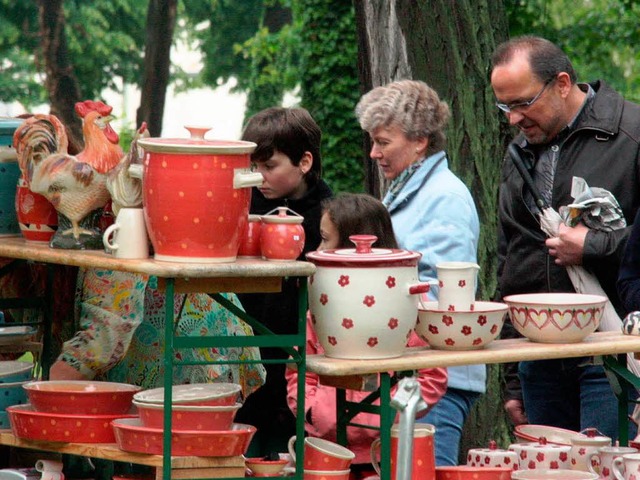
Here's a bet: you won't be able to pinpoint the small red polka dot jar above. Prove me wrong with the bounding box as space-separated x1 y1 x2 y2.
136 126 263 263
260 207 305 261
306 235 432 359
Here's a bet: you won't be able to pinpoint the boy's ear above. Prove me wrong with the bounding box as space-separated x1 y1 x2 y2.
299 151 313 174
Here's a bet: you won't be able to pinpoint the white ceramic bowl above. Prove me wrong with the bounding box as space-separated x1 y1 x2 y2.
503 293 607 343
133 383 241 406
416 301 508 350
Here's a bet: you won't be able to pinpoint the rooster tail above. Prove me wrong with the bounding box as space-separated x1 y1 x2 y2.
13 114 69 183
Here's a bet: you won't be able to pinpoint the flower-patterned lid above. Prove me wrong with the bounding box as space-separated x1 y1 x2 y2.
307 234 421 267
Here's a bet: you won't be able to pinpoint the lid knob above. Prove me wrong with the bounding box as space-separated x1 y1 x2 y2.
185 125 211 140
489 440 498 450
350 235 377 254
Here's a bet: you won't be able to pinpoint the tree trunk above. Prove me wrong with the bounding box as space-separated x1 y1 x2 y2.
355 0 513 460
37 0 82 149
136 0 177 136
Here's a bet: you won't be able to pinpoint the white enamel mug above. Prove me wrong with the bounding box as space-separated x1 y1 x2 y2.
102 208 149 259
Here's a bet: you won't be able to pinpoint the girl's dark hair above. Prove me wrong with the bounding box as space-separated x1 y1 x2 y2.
241 107 322 184
322 193 399 249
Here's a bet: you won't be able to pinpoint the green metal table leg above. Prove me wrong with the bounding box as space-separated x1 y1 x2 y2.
379 373 392 480
162 278 174 480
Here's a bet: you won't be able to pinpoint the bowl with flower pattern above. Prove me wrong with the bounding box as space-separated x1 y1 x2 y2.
503 293 607 343
417 301 508 350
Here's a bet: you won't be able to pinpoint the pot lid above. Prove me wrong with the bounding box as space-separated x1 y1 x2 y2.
570 428 611 446
261 206 304 225
306 234 421 267
138 125 256 154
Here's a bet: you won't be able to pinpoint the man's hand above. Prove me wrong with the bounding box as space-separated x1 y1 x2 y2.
545 222 589 266
504 398 528 426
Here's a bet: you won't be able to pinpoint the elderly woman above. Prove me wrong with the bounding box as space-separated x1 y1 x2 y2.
355 79 482 466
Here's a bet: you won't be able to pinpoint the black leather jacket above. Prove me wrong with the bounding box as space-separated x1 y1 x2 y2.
498 80 640 400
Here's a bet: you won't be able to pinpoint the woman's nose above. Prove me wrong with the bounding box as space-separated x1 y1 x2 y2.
370 144 382 159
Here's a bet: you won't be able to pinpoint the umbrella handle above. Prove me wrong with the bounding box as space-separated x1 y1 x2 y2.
508 143 549 210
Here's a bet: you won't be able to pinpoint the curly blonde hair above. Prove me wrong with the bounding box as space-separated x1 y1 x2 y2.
355 80 450 155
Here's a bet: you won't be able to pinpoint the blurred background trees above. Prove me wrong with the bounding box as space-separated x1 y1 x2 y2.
1 0 639 460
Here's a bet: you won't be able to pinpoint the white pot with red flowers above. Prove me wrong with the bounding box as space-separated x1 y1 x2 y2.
306 235 432 359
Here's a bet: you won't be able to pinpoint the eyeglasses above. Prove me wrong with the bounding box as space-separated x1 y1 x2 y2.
495 78 555 114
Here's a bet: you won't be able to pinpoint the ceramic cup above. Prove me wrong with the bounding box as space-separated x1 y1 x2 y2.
589 446 638 480
288 436 355 471
611 453 640 480
303 470 351 480
370 424 436 480
569 431 611 472
102 208 149 259
467 440 518 469
436 261 479 311
612 452 640 480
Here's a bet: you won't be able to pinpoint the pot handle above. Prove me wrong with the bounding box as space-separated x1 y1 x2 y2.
128 164 143 179
408 281 438 295
234 169 264 189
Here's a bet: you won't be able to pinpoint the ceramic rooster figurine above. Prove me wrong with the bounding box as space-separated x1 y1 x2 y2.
13 100 124 249
106 122 148 216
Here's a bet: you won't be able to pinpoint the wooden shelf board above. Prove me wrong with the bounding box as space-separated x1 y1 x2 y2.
306 331 640 376
0 237 315 280
0 431 244 469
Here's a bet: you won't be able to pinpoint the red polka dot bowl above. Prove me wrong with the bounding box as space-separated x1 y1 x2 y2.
133 400 240 431
112 418 256 456
22 380 141 415
6 404 136 443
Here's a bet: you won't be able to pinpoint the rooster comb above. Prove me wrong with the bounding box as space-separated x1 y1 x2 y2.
75 100 113 118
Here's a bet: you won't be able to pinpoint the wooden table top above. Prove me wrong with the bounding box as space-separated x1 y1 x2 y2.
0 236 315 279
305 331 640 376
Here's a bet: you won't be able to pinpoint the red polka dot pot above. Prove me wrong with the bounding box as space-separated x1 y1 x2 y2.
306 235 432 359
260 207 305 261
136 126 263 263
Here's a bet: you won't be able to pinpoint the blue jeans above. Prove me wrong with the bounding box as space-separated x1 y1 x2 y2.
519 358 634 441
416 387 481 466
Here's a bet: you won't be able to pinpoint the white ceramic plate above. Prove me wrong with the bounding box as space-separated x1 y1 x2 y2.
0 326 37 346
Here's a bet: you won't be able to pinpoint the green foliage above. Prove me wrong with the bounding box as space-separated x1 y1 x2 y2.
0 0 148 108
297 0 363 193
505 0 640 102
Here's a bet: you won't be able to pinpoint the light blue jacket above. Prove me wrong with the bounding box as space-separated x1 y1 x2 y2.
384 150 485 393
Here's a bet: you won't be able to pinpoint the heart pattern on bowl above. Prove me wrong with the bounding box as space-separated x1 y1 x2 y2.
510 307 600 332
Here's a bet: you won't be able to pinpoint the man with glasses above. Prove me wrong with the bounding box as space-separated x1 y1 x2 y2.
491 36 640 439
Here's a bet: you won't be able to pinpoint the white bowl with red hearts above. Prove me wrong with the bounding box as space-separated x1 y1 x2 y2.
503 293 607 343
417 301 508 350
